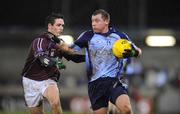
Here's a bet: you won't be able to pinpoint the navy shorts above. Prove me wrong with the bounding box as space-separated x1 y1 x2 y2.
88 77 128 110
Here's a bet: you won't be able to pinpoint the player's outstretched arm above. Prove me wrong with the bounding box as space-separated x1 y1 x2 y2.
57 43 85 63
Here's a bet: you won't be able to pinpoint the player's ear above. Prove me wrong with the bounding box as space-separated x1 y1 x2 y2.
48 23 53 29
105 19 110 25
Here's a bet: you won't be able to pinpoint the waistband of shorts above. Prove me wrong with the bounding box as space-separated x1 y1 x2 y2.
89 77 118 84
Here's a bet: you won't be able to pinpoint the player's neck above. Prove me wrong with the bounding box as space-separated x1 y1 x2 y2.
101 26 109 33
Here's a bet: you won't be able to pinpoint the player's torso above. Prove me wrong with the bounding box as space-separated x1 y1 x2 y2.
23 36 60 81
88 33 121 81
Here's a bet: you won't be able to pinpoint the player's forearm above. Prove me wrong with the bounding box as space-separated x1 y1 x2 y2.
135 47 142 57
62 52 85 63
69 54 85 63
57 43 85 63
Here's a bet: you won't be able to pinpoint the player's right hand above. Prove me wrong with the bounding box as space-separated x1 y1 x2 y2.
57 43 77 55
122 49 139 58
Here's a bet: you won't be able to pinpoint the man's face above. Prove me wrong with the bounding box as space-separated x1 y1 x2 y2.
48 18 64 37
91 14 109 33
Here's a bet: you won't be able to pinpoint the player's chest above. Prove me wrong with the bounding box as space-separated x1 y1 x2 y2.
89 35 117 51
44 43 59 57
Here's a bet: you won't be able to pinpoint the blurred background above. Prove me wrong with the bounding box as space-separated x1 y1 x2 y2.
0 0 180 114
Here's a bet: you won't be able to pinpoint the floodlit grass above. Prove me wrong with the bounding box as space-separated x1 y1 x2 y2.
0 112 78 114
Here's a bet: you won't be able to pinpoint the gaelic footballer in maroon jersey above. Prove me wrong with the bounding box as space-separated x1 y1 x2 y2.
21 13 85 114
22 32 85 81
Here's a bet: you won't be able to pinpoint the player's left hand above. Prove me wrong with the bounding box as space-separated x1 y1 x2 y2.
56 61 66 69
122 49 139 58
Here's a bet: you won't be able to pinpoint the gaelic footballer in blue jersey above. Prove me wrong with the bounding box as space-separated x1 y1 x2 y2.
71 9 141 114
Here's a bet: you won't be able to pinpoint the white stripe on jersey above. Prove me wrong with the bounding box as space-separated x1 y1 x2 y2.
37 38 43 51
39 38 43 51
37 38 40 51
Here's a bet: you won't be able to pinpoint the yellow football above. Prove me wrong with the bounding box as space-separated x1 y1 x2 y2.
112 39 132 58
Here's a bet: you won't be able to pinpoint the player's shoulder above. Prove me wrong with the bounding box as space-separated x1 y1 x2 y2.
79 30 94 38
110 26 126 35
32 32 50 45
110 26 130 40
76 30 94 42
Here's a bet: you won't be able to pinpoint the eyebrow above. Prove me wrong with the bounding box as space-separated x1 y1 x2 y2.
57 23 65 26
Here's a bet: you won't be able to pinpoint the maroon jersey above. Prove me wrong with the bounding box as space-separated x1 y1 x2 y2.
21 32 71 81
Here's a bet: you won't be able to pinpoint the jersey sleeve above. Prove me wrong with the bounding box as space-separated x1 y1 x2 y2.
32 38 60 67
71 30 94 51
118 32 137 49
32 38 50 57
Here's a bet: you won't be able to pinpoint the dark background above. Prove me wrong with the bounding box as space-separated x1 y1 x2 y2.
0 0 179 28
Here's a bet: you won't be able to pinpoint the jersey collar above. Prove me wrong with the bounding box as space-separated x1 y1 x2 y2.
94 27 116 37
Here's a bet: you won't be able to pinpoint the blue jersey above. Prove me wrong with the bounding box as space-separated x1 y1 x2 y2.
72 27 136 82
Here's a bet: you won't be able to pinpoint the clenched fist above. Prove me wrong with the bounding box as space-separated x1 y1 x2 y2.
57 43 74 54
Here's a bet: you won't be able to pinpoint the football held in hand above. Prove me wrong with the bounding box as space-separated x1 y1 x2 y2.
112 39 132 58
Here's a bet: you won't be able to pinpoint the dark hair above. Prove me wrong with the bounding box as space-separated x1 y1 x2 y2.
92 9 110 21
45 12 64 27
